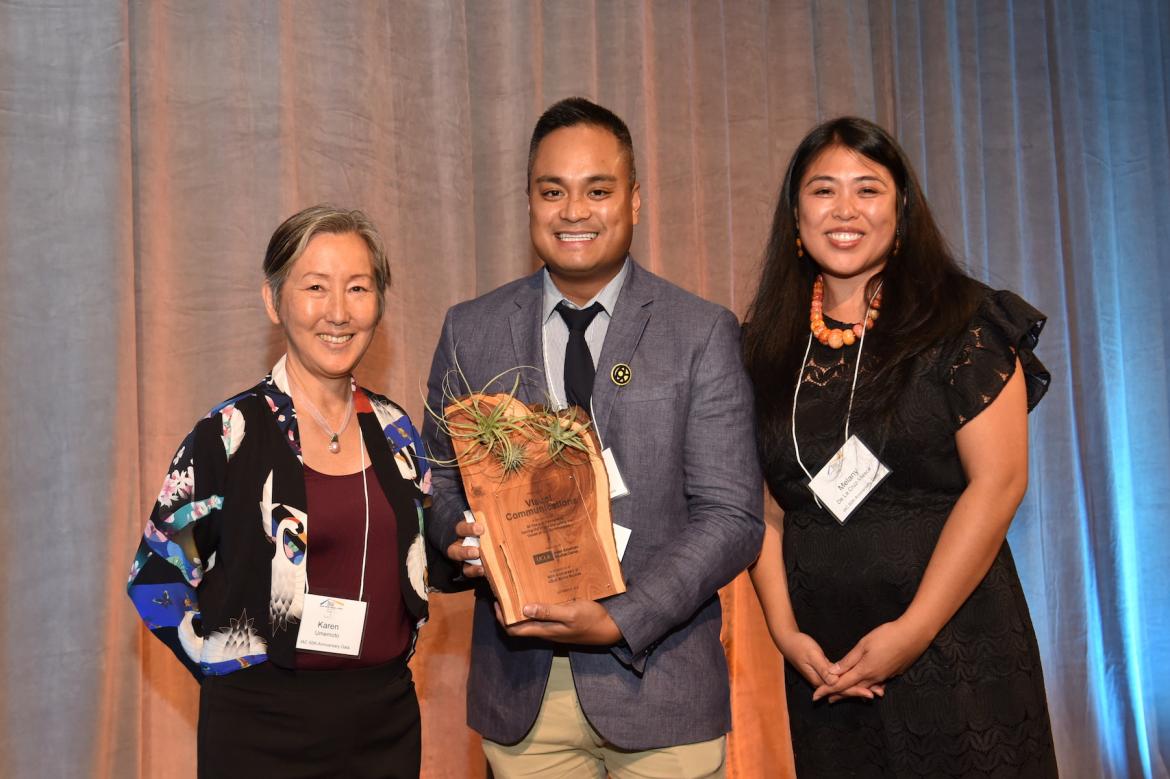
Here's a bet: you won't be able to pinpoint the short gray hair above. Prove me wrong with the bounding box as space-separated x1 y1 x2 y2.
263 205 391 319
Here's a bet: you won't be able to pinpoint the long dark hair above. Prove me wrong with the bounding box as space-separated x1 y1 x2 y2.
743 117 982 461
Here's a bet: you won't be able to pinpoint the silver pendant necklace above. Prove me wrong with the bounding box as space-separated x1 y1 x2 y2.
289 372 354 454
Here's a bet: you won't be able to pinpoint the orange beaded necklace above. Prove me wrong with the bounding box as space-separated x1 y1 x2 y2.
809 274 882 348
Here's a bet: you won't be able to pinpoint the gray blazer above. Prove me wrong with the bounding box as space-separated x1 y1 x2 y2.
423 260 764 751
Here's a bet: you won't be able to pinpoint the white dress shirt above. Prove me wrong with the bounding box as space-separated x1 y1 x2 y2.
540 257 631 410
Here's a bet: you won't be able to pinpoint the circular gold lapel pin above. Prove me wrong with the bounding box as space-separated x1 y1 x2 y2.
610 363 632 386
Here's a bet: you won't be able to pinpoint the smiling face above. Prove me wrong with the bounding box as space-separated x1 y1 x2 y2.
797 144 898 285
262 231 380 385
528 124 641 303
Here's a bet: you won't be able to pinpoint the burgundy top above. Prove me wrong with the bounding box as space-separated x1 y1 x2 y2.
297 463 412 669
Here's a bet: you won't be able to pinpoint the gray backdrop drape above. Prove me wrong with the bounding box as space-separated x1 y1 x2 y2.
1 1 1166 777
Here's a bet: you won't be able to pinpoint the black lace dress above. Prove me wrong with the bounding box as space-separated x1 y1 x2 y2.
767 289 1059 777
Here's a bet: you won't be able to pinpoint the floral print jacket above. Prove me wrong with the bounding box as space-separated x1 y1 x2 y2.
127 357 435 678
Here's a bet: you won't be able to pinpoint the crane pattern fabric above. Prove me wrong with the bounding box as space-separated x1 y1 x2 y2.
128 356 432 678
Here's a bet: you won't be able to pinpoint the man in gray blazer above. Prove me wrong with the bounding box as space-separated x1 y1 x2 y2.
423 97 763 778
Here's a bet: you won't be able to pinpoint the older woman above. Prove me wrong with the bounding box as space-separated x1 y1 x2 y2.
743 119 1059 776
128 205 437 778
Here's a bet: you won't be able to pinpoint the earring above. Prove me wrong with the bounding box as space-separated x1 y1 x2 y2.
892 226 901 256
795 234 804 258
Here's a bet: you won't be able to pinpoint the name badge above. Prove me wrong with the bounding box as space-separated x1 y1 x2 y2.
602 447 630 499
612 522 632 562
807 435 890 524
296 594 368 657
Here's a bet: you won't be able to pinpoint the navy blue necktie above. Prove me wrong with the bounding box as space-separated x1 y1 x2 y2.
555 301 604 410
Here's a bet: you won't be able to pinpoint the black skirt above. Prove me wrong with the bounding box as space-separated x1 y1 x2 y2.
198 656 420 779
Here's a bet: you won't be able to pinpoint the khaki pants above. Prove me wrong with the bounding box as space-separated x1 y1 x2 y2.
483 656 726 779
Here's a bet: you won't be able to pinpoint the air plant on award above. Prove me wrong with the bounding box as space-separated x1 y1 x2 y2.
426 362 625 624
427 366 595 477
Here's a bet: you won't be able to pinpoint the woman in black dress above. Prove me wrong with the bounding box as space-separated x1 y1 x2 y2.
744 118 1058 777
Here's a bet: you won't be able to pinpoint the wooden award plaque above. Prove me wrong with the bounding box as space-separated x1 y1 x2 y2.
444 393 626 625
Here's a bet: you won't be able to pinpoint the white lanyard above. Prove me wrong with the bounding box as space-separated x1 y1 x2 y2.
791 282 882 488
540 322 564 410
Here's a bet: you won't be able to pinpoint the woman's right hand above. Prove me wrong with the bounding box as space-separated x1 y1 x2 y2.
776 630 839 689
749 517 882 702
777 631 883 702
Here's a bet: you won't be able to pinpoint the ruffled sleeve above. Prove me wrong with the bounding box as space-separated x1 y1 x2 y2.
945 289 1051 429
